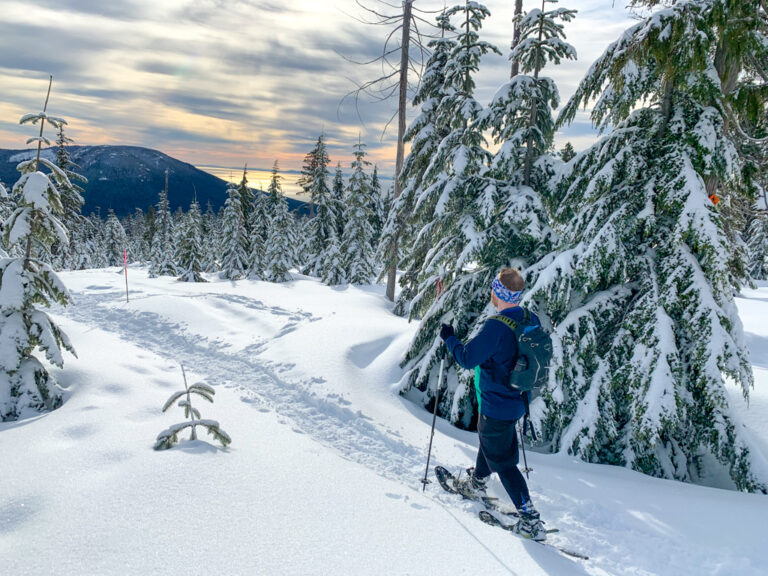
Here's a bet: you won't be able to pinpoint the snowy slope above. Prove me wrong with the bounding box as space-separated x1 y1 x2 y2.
1 269 767 576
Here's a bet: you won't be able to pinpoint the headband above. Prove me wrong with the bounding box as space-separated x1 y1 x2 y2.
492 277 523 304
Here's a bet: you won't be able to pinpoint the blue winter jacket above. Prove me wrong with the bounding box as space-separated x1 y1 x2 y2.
445 306 536 421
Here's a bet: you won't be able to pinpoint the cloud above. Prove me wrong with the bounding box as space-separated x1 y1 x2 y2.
0 0 640 177
0 23 109 79
21 0 145 20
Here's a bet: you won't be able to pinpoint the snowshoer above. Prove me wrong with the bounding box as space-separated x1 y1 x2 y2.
439 268 546 541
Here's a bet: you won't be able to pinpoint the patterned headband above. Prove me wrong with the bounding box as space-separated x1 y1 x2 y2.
492 277 523 304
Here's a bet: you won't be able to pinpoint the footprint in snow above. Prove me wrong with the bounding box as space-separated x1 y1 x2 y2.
124 363 151 375
60 423 98 439
0 497 39 534
102 383 128 395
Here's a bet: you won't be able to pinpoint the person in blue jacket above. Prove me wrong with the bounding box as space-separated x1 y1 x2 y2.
439 267 546 541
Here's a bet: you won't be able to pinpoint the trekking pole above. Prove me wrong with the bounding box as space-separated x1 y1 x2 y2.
519 420 532 480
421 278 446 491
421 343 446 491
519 393 534 478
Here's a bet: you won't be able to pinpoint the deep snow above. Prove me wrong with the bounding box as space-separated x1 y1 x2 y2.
1 269 767 576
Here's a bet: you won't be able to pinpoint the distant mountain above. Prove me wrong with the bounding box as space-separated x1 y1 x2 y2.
0 145 308 218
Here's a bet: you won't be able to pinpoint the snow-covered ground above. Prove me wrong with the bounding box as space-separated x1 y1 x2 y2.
2 269 768 576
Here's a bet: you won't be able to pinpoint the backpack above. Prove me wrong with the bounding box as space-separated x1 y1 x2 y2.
490 309 552 395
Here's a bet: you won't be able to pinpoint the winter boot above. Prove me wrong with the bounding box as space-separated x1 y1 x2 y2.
453 467 488 500
512 508 546 542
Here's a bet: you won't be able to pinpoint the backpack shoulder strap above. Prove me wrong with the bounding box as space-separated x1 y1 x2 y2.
489 314 518 333
489 310 535 335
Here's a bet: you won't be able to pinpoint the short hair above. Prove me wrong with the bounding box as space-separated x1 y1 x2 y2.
498 268 525 292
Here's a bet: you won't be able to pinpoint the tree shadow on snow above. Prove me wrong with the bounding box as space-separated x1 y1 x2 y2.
745 333 768 369
171 439 230 454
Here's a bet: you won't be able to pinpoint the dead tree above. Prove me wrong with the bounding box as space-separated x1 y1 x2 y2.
342 0 436 301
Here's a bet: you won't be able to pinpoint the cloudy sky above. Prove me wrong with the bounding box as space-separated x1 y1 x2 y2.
0 1 636 193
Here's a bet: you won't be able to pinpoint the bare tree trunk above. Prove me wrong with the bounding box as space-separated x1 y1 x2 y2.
510 0 524 78
707 34 742 196
25 75 53 271
463 0 471 97
523 1 545 187
163 169 169 246
386 0 414 302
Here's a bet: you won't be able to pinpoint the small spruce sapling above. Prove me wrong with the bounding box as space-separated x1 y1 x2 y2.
154 365 231 450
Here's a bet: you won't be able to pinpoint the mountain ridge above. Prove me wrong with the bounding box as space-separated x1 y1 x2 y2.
0 145 308 218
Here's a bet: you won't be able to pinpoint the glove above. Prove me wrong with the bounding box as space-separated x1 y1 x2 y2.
440 323 455 341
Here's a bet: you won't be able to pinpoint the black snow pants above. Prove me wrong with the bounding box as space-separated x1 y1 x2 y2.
474 413 531 510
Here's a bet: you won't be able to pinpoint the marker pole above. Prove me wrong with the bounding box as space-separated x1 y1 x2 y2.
124 249 129 303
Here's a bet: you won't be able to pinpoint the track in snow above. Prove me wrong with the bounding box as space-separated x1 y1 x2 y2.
58 289 429 485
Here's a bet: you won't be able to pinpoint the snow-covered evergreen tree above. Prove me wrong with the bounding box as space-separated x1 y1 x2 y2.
53 123 86 270
0 181 11 257
321 237 346 286
738 71 768 281
237 165 254 242
528 0 767 490
374 184 394 272
291 215 310 272
341 141 375 284
175 200 206 282
0 182 9 258
1 102 76 421
304 135 336 277
298 140 319 218
478 3 575 181
68 213 98 270
142 206 157 266
262 185 294 283
396 1 502 426
246 188 268 280
369 165 385 249
149 187 176 277
200 201 220 273
332 162 346 240
126 208 148 264
172 206 185 244
219 182 248 280
85 212 108 269
103 209 127 267
746 210 768 280
266 160 283 216
559 141 576 162
399 0 573 425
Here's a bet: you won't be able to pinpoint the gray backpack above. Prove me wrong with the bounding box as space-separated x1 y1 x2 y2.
491 309 552 394
491 309 552 440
